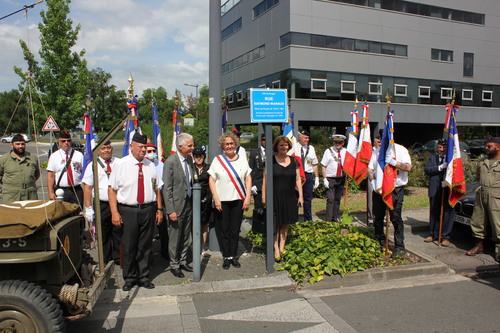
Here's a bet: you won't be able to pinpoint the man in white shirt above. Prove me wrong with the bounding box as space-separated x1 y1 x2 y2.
368 142 412 257
321 134 347 222
108 133 164 291
294 130 319 221
47 130 84 208
82 140 121 264
367 136 381 227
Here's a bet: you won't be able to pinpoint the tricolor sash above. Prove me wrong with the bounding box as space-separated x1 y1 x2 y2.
216 154 246 201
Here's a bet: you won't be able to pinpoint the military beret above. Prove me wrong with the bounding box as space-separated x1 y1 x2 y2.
299 129 310 137
59 130 71 139
11 134 25 143
437 138 447 146
486 137 500 144
132 133 147 144
193 147 206 156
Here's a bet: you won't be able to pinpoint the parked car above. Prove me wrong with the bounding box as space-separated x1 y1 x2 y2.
240 132 255 140
47 140 85 157
464 139 486 158
411 139 470 161
453 182 479 226
1 134 32 143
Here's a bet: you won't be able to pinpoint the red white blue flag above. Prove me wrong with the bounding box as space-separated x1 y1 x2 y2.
82 110 95 180
282 110 305 183
151 102 164 162
343 109 359 180
354 103 372 184
444 105 466 207
375 109 396 210
170 109 183 155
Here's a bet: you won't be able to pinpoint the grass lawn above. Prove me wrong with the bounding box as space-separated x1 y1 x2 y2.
244 186 429 219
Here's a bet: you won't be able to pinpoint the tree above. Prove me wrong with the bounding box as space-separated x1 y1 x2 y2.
0 90 29 135
14 0 88 131
87 68 126 132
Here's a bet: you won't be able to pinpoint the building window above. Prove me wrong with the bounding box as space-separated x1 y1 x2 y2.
482 90 493 102
432 49 453 62
418 86 431 98
237 90 243 102
369 82 383 95
221 17 242 40
253 0 279 19
228 93 234 104
464 53 474 77
441 87 453 99
462 89 473 101
311 79 327 92
271 80 280 89
341 80 356 93
258 83 266 88
222 45 265 74
394 84 408 97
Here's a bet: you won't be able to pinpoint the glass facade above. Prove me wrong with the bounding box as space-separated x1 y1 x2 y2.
323 0 485 25
253 0 279 19
221 17 242 40
280 32 407 57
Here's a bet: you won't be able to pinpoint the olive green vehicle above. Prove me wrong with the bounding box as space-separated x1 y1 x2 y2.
0 200 114 332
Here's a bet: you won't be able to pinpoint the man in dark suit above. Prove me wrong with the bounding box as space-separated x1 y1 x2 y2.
162 133 195 278
424 138 455 246
249 134 266 209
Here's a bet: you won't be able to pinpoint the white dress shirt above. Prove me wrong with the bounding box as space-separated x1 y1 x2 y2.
82 156 120 201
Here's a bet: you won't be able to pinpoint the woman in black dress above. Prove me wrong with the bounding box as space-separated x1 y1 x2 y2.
193 147 212 256
262 135 303 258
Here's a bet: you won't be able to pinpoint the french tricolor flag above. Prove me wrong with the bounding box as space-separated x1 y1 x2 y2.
343 109 359 180
375 110 396 210
353 103 372 184
444 105 466 207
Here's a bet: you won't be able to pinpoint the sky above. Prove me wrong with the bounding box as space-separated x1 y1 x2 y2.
0 0 209 98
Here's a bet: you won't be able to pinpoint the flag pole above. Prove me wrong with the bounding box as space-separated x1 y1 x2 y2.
384 90 392 256
438 89 456 246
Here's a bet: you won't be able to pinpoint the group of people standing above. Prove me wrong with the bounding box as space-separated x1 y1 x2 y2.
1 128 499 290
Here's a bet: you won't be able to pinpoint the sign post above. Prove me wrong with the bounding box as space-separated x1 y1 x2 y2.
42 115 60 155
250 89 288 274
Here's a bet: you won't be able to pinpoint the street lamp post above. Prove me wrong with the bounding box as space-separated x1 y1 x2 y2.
184 83 199 118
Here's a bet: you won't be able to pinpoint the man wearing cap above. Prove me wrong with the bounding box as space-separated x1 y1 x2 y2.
321 134 347 222
0 134 40 203
162 132 195 278
145 142 169 261
108 133 164 291
249 134 266 209
424 138 454 246
294 129 319 221
47 130 84 207
466 137 500 262
82 140 121 264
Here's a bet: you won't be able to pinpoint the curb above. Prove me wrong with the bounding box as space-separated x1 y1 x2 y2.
99 272 295 302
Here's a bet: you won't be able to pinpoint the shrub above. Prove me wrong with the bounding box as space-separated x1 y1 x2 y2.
278 212 383 284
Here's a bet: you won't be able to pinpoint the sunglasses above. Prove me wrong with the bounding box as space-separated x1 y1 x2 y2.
147 149 156 153
60 139 72 143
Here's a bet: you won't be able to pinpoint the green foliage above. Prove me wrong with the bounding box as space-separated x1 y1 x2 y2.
0 90 29 135
14 0 89 131
280 215 383 284
40 161 48 169
245 230 266 249
407 152 429 187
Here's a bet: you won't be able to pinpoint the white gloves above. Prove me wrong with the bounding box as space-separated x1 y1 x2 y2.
313 177 319 190
323 178 329 189
386 155 397 167
441 181 447 188
251 185 258 195
438 162 448 171
85 206 94 222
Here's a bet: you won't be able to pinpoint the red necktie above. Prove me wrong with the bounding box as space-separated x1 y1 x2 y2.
336 150 342 177
105 160 112 173
137 162 144 204
66 151 74 186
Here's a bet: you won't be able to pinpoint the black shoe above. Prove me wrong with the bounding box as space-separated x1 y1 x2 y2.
122 282 135 291
222 259 230 270
139 281 155 289
392 248 406 258
171 268 185 278
230 258 241 268
180 264 193 272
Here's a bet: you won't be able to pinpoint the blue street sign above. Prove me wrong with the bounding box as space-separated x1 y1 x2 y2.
250 89 288 123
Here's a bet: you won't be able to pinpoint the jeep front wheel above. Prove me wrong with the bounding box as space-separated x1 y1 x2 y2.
0 280 66 333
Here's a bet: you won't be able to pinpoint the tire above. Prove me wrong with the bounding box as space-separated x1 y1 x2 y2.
1 139 6 143
0 280 66 333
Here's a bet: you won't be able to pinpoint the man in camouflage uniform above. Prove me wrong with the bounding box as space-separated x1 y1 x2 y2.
466 137 500 262
0 134 40 203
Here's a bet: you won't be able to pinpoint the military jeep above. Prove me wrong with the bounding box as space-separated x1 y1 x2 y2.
0 200 113 333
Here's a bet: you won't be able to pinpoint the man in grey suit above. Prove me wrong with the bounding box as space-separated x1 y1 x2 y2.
162 133 195 278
